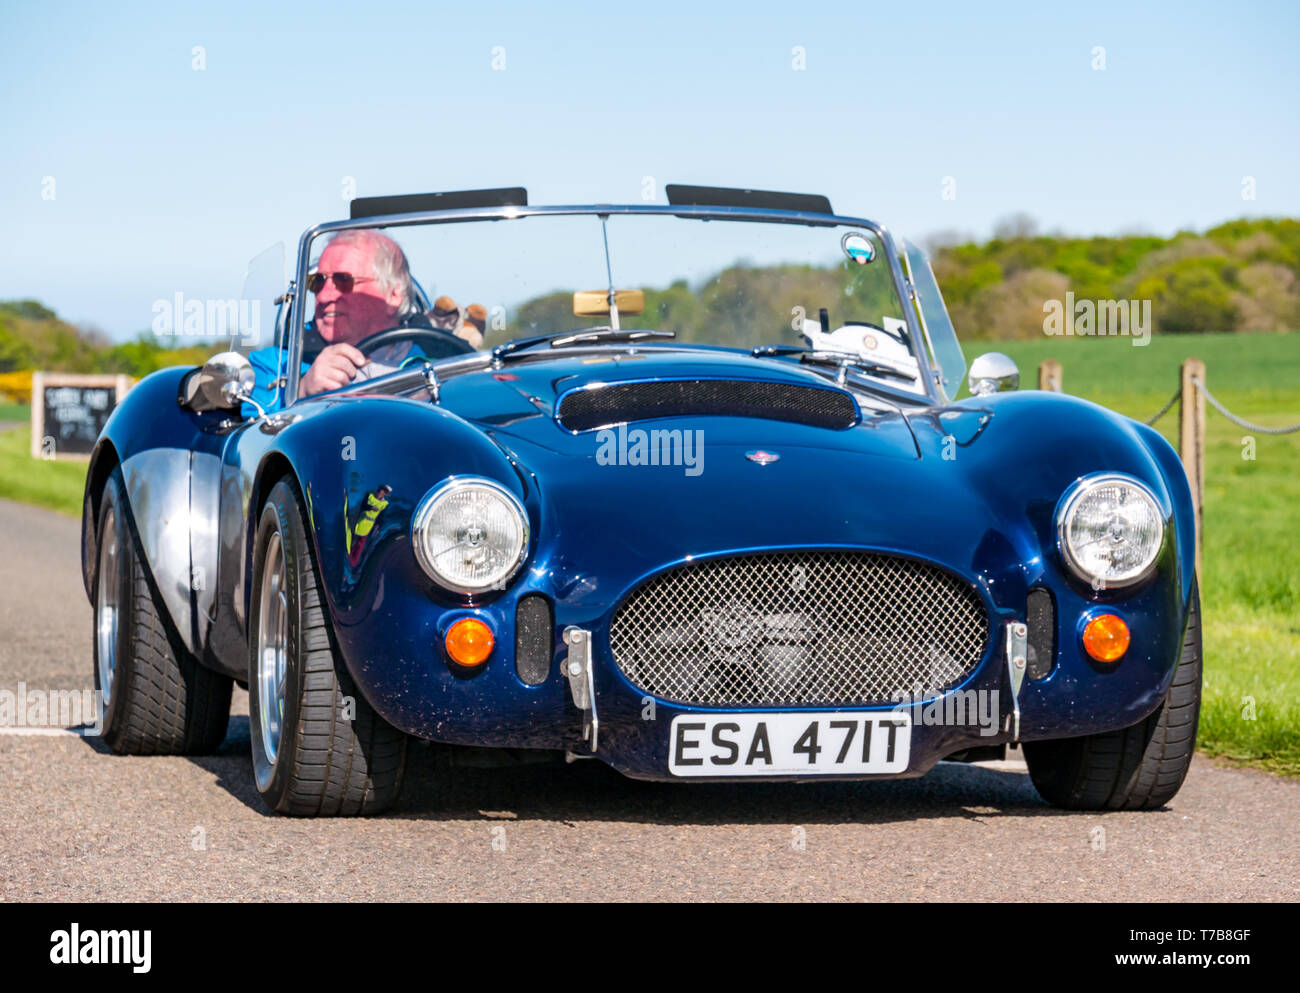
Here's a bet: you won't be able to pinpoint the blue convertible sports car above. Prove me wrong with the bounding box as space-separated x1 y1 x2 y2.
82 186 1201 815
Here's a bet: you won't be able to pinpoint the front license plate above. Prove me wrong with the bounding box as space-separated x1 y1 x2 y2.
668 712 912 777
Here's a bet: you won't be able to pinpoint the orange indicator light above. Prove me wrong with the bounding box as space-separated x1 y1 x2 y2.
1083 614 1130 663
445 617 494 667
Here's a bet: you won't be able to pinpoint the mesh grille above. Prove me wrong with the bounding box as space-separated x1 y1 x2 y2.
609 551 988 707
557 379 857 432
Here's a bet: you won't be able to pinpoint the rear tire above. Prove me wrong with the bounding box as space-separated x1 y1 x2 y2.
92 468 233 754
248 477 407 816
1024 583 1202 810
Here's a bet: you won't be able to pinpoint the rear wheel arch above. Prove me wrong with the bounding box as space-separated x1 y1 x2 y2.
93 465 233 754
82 440 121 600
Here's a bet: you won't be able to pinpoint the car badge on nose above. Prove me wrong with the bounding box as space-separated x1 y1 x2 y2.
745 449 780 465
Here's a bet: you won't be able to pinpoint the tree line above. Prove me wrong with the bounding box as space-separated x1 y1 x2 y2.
2 216 1295 385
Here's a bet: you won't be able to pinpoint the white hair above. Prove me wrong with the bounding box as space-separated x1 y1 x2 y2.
321 228 419 318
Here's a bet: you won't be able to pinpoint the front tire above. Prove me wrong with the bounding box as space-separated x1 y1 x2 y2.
248 477 407 816
92 468 232 754
1024 583 1202 810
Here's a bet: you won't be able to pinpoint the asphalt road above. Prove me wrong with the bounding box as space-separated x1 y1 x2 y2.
1 496 1295 902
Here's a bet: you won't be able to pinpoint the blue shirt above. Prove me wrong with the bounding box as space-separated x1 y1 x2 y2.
243 340 430 415
244 346 304 416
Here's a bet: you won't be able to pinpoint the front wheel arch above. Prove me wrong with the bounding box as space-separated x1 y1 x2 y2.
245 452 301 609
247 475 407 815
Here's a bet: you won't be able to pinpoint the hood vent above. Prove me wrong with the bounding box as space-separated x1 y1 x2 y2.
556 379 859 432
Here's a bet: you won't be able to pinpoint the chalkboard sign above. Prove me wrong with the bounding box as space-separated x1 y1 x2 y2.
31 373 133 459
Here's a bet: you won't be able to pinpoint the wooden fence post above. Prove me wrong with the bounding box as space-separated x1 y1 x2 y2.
1179 358 1205 580
1038 360 1062 392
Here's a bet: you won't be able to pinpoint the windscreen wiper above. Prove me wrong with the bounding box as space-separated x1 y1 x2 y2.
750 344 916 384
492 327 675 362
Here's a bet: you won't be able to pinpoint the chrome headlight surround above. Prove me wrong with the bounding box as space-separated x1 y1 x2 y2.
1056 472 1166 590
412 477 529 595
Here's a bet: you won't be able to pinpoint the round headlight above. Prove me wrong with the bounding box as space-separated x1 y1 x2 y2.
412 478 529 594
1057 474 1164 588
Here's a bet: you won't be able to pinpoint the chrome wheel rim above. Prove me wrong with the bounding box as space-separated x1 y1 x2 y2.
95 505 119 722
256 529 288 777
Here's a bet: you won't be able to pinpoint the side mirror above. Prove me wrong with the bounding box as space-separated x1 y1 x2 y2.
968 352 1019 396
182 351 262 414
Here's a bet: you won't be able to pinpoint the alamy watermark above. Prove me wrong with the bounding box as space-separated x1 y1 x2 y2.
151 293 263 345
595 425 704 476
890 687 1000 737
1043 292 1151 346
0 683 102 735
50 924 150 973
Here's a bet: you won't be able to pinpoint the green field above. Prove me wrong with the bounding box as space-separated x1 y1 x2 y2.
2 332 1297 774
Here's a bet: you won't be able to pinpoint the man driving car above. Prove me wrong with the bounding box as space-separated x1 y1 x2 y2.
299 228 425 394
245 228 435 411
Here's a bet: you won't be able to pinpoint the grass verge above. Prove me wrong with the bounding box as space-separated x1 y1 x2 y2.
0 419 87 517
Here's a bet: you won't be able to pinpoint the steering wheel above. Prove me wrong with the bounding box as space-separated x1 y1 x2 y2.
356 326 477 361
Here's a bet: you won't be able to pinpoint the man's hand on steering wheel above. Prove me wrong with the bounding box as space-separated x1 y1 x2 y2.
353 326 476 359
300 327 477 397
301 342 366 396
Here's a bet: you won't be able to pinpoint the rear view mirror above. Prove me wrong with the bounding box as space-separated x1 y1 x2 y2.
573 289 645 317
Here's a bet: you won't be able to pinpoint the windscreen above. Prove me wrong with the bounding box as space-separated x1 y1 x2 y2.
236 241 284 355
293 212 927 395
904 239 966 400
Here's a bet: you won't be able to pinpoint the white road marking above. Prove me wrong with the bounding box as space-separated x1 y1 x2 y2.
0 725 98 737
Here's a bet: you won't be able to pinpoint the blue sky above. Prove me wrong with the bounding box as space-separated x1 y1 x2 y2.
2 0 1298 338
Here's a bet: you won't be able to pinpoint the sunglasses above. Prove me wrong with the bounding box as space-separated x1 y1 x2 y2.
307 271 377 294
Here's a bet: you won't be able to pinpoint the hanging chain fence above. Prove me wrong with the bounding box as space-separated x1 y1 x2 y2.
1144 389 1181 426
1190 377 1300 435
1143 378 1300 434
